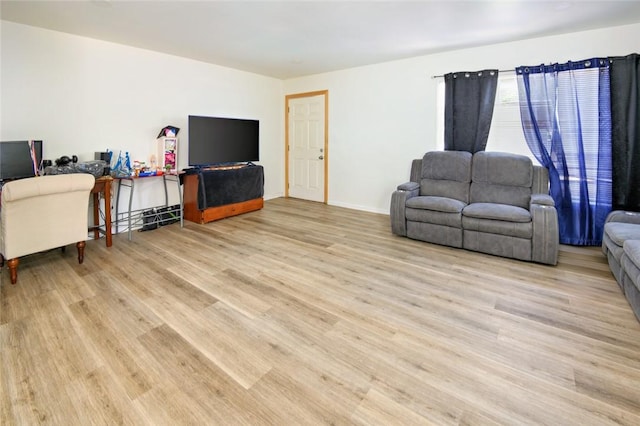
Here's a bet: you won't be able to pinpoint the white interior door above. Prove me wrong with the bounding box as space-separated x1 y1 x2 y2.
287 94 326 202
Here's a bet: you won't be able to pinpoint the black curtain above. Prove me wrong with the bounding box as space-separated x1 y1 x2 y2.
444 69 499 153
609 53 640 211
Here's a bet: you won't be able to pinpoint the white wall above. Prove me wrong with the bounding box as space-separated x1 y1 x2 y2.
3 20 639 217
0 21 284 212
284 22 640 214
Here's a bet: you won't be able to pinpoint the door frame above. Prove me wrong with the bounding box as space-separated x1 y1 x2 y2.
284 90 329 203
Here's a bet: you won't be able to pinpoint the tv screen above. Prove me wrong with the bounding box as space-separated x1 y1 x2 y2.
188 115 259 166
0 140 43 181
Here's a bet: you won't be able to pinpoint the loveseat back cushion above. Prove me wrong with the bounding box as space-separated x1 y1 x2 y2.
420 151 472 204
470 151 533 209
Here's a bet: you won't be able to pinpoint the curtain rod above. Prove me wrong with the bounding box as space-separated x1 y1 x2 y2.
431 68 516 79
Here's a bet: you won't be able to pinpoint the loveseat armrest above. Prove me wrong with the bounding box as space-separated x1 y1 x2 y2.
530 193 554 207
605 210 640 225
390 185 419 236
397 181 420 192
531 203 559 265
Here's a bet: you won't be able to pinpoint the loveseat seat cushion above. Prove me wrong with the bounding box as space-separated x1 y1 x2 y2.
462 202 531 223
406 196 466 213
406 195 466 228
407 211 462 229
463 202 532 239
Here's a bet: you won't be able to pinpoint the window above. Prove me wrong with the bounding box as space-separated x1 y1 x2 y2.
436 74 539 165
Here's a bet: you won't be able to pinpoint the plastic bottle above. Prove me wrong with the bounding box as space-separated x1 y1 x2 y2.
125 152 132 176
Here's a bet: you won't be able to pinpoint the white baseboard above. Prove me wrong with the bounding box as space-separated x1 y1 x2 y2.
263 195 389 216
328 200 388 215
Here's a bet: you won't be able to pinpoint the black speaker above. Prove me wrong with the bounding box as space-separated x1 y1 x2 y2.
95 152 111 162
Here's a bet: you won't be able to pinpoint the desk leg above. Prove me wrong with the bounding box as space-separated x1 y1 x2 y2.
164 173 184 228
115 180 121 235
176 175 184 228
93 192 100 240
104 178 113 247
127 179 134 241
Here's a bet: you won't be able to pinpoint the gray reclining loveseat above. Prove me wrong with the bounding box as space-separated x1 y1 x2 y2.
390 151 559 265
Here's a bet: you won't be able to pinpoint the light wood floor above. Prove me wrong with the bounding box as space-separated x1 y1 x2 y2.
2 197 640 425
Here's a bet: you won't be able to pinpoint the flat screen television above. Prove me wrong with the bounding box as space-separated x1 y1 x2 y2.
188 115 259 167
0 140 43 181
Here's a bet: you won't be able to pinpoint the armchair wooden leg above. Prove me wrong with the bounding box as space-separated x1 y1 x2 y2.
76 241 86 264
0 254 4 267
7 258 18 284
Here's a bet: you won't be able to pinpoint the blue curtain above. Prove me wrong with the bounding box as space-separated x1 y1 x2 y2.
516 59 612 245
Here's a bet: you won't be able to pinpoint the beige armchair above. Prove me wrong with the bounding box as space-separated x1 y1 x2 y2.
0 174 95 284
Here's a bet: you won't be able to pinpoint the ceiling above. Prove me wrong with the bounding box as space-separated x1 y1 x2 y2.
2 1 640 79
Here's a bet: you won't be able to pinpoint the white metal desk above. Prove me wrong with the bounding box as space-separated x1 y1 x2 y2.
114 173 183 240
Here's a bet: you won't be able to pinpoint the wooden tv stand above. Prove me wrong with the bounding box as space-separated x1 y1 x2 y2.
183 165 264 224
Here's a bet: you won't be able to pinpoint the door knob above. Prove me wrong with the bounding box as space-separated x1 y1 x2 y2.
318 155 324 160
